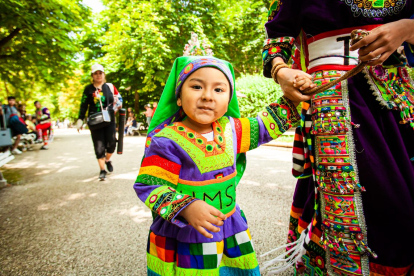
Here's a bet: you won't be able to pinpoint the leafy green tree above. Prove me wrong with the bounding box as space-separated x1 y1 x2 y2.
0 0 90 92
236 74 283 118
82 0 269 115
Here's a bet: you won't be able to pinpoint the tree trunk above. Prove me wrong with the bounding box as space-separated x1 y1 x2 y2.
134 90 139 115
0 28 21 51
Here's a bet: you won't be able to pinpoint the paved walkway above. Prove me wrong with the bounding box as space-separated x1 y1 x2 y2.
0 129 296 275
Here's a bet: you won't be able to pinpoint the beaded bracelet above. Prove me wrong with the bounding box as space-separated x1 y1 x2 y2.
271 62 289 84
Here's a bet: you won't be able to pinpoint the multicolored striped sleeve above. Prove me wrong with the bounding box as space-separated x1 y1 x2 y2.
234 96 300 153
292 101 313 179
133 138 197 228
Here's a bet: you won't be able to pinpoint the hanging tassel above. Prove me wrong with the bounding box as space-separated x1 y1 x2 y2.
260 224 311 275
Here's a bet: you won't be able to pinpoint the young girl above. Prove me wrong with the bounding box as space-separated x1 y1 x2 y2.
133 56 311 275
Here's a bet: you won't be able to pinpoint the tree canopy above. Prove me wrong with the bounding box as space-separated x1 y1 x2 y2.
84 0 269 116
0 0 90 86
0 0 90 115
0 0 272 118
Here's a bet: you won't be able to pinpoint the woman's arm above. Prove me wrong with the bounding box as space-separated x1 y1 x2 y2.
78 86 90 121
234 96 301 154
350 18 414 66
262 1 312 105
262 0 303 77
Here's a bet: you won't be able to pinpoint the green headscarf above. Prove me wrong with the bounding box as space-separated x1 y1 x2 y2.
145 56 246 184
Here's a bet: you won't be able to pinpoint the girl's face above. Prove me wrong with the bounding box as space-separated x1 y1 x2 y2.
92 71 104 83
177 67 230 126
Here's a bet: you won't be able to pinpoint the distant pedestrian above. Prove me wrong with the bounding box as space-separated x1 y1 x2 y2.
151 101 157 118
143 104 152 127
76 64 123 181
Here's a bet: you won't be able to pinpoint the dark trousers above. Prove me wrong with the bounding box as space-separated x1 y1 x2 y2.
90 122 116 159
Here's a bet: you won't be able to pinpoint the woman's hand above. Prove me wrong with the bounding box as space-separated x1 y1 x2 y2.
350 19 414 66
179 200 227 239
76 119 83 133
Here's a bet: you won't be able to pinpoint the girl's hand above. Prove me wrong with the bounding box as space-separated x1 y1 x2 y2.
272 57 314 106
179 200 227 239
277 68 316 106
293 74 315 91
350 19 414 66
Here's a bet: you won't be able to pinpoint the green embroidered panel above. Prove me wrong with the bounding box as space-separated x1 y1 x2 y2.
177 177 236 214
155 117 234 174
136 174 177 188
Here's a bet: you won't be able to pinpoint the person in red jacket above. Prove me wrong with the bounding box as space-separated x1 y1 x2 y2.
34 101 51 150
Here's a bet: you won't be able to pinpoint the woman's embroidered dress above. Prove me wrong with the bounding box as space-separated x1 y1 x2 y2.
262 1 414 275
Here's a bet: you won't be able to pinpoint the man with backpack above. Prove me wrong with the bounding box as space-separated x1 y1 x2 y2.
2 96 28 154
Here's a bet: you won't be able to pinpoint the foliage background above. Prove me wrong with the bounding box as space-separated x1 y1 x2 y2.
236 74 283 118
0 0 272 120
1 0 414 121
0 0 90 117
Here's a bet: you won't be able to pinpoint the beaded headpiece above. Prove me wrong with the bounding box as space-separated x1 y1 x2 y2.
183 32 213 57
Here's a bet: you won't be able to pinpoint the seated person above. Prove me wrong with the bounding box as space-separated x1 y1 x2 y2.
2 96 28 155
25 114 39 140
127 115 138 136
124 116 132 135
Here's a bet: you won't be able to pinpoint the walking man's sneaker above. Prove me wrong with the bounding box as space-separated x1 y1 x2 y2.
106 161 113 173
99 170 107 181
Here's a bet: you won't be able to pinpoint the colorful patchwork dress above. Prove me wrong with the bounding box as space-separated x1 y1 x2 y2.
133 56 300 275
262 1 414 275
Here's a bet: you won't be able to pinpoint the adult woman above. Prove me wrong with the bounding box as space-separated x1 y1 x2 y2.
77 64 123 180
262 2 414 275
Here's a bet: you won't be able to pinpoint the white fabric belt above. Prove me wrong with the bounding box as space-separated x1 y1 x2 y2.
307 34 359 70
